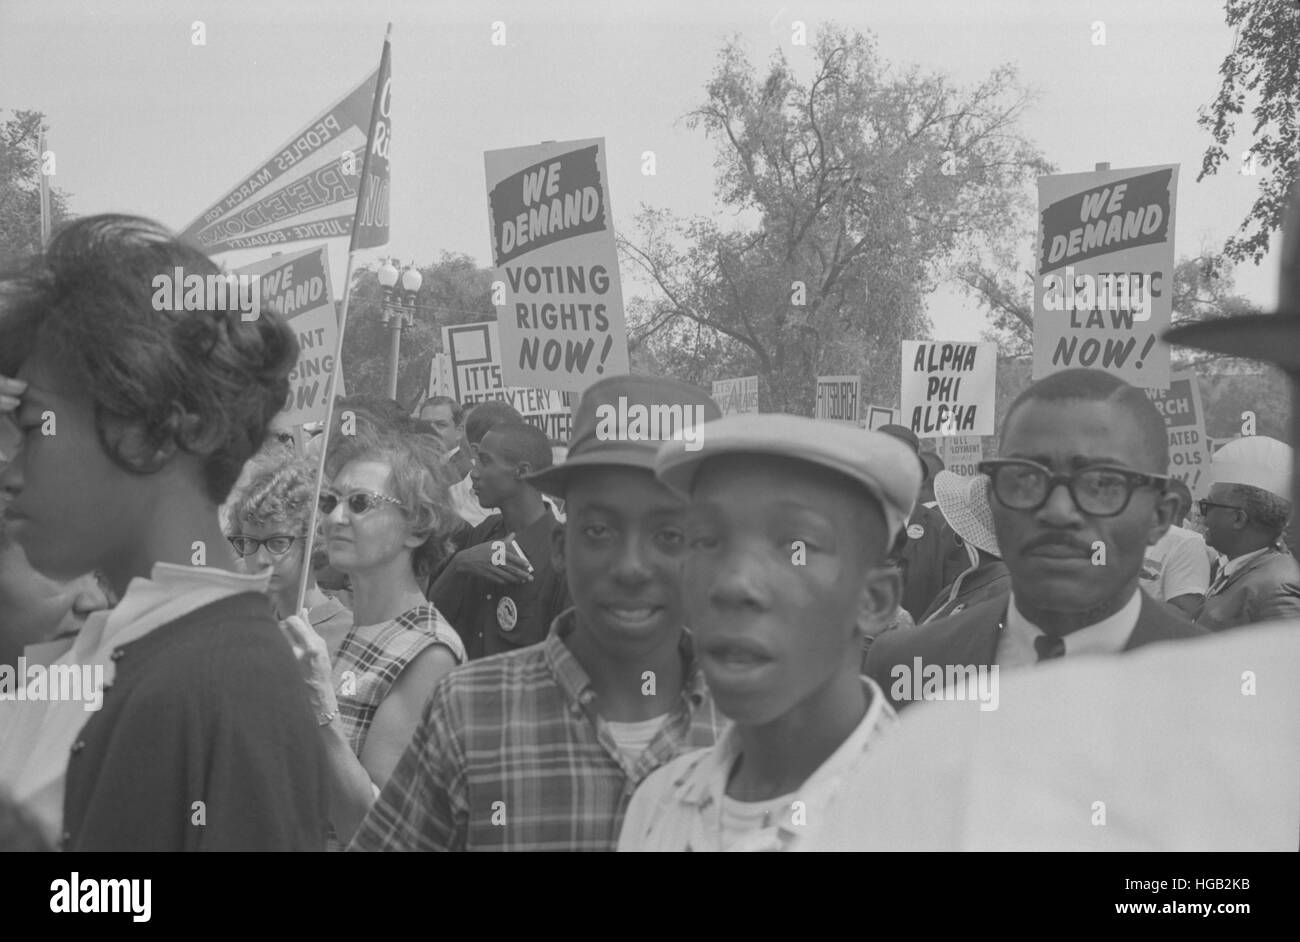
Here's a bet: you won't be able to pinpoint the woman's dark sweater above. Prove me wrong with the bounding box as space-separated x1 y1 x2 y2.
61 593 328 851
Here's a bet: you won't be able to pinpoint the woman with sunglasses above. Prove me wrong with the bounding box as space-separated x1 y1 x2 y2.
281 420 466 848
224 451 354 659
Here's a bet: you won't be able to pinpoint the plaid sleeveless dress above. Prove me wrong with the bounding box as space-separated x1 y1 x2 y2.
332 603 466 757
326 604 465 851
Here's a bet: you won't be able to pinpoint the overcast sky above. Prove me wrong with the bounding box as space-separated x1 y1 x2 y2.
0 0 1280 342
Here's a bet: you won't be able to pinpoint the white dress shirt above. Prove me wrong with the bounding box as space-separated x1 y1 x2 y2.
0 563 269 842
995 589 1143 668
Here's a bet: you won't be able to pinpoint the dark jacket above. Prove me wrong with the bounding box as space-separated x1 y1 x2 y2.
919 559 1012 624
865 592 1207 710
430 509 569 660
896 504 969 621
1196 546 1300 632
62 593 328 851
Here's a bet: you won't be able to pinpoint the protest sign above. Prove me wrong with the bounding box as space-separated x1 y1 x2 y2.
865 405 897 431
937 435 985 477
442 321 571 441
234 245 338 425
427 352 453 399
815 375 860 424
711 376 759 416
901 341 996 438
1033 164 1178 389
1143 369 1212 500
484 138 629 392
181 69 380 254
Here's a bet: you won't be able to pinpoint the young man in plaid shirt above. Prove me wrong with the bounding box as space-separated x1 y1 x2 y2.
349 375 724 851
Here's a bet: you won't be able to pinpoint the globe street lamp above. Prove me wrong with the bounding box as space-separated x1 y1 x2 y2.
377 260 422 401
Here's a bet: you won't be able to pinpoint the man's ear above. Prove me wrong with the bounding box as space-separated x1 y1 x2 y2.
1147 489 1179 546
515 461 532 481
550 520 566 575
856 565 901 636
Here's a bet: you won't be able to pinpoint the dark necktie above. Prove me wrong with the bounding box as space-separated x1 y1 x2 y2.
1034 633 1066 661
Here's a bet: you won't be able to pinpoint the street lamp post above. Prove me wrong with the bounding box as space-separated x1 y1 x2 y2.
377 259 423 402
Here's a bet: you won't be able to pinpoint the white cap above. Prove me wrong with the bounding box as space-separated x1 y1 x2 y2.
1211 436 1293 502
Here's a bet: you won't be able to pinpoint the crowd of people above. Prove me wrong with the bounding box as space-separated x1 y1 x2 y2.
0 212 1297 852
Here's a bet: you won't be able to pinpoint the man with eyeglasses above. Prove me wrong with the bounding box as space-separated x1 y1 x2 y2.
1194 435 1300 631
866 367 1206 709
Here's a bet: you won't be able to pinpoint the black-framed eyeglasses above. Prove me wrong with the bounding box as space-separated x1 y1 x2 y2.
978 459 1168 518
318 490 404 516
1198 499 1244 518
228 535 298 558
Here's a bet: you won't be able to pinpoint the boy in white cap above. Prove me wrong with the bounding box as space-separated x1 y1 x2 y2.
1195 435 1300 630
617 416 920 851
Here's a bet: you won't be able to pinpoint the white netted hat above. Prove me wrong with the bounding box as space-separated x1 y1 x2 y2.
933 470 1001 558
1211 436 1292 502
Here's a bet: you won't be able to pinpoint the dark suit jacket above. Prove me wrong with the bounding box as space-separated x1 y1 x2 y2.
865 591 1208 710
1196 546 1300 632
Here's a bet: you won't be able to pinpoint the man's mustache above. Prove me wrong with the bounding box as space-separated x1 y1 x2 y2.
1019 532 1094 555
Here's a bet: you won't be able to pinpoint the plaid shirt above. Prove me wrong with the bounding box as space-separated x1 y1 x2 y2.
333 604 466 756
348 609 721 851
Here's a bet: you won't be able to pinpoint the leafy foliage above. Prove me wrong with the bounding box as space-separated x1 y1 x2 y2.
1197 0 1300 263
340 252 495 410
0 109 74 265
621 25 1051 413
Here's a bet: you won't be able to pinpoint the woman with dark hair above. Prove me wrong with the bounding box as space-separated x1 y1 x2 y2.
224 450 354 659
0 214 326 851
281 420 466 847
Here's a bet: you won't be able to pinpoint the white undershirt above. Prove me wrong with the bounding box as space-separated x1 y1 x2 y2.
605 714 669 768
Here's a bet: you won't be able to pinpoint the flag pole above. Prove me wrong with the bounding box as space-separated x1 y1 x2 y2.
294 251 357 614
38 131 52 247
294 22 393 615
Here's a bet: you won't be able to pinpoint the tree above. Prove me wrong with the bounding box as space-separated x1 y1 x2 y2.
0 109 74 264
340 252 494 410
621 26 1051 413
1197 0 1300 264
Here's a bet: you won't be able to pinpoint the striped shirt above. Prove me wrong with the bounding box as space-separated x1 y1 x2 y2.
348 609 721 851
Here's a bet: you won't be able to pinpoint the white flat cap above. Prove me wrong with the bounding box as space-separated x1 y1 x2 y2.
1211 436 1293 502
654 413 922 543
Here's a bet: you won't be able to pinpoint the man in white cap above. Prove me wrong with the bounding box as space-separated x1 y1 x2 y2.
617 416 920 851
1195 435 1300 631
